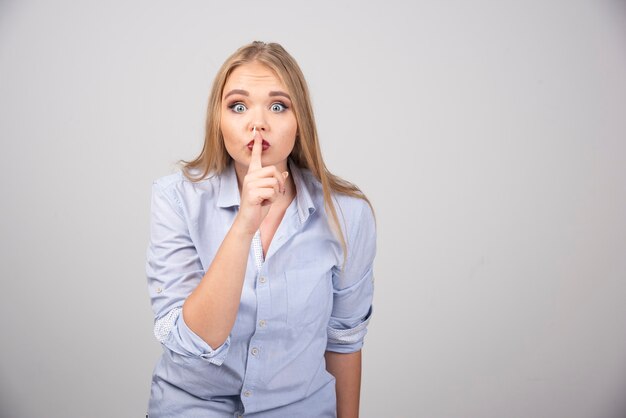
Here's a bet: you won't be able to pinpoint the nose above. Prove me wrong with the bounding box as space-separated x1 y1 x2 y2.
250 122 267 134
249 109 268 134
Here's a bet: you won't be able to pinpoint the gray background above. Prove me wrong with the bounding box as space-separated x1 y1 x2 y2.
1 1 625 417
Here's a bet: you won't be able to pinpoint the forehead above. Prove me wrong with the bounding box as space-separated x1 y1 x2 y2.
223 62 287 93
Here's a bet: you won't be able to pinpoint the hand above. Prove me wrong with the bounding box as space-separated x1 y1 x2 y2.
234 131 288 235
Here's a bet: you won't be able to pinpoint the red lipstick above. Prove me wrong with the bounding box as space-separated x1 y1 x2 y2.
247 140 270 151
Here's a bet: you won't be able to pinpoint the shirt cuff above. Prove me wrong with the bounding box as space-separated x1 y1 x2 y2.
156 307 230 366
326 306 373 353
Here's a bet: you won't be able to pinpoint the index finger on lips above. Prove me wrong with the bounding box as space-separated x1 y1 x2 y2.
248 128 263 173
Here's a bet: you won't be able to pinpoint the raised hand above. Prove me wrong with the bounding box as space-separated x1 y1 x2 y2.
235 127 288 235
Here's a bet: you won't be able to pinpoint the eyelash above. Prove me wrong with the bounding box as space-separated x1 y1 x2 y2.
228 102 246 113
227 101 289 113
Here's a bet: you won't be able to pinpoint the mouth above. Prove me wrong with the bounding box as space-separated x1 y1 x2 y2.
247 139 270 151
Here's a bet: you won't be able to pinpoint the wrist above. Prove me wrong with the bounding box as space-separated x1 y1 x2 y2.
230 215 257 239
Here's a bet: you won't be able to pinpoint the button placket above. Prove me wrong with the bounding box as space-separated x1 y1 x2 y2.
241 260 268 408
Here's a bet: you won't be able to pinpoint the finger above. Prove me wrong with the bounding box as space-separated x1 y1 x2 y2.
282 171 289 193
249 177 280 194
248 129 263 173
267 166 287 194
245 166 287 194
260 190 279 206
260 196 277 207
250 188 278 205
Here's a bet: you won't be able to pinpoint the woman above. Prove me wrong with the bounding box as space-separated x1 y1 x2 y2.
146 41 376 418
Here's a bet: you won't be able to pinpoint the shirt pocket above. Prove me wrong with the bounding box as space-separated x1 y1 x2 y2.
284 267 333 328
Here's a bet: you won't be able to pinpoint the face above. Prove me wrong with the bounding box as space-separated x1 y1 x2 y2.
220 61 297 175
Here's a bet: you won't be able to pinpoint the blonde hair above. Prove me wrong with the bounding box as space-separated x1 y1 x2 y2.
180 41 372 261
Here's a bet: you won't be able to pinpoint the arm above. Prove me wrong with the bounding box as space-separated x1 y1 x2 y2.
324 199 376 415
182 219 254 348
182 132 286 349
325 350 362 418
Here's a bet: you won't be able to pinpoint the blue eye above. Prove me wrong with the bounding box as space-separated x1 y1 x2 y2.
271 102 288 112
229 103 247 113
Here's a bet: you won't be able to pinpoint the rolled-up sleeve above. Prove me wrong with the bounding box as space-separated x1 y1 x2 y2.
326 200 376 353
146 180 230 365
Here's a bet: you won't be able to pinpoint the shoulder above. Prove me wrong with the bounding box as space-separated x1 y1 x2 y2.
153 170 184 191
301 169 376 235
299 166 368 205
334 192 372 219
333 192 376 271
152 168 220 215
334 194 375 240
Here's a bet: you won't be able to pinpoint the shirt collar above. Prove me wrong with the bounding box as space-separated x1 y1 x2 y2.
217 162 240 208
217 159 317 224
289 158 316 224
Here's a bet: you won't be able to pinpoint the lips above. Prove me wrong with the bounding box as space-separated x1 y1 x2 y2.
247 139 270 151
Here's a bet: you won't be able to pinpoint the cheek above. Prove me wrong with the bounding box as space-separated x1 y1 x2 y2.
277 120 297 149
282 115 298 138
220 115 238 143
282 132 297 156
219 118 238 157
219 114 231 137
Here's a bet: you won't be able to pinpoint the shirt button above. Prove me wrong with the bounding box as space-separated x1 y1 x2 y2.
155 287 163 294
251 347 259 356
243 390 252 397
259 276 267 283
258 319 266 328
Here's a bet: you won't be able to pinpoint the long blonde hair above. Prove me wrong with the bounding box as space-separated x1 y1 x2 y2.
180 41 371 260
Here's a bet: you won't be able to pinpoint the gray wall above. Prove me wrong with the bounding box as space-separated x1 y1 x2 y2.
1 1 625 417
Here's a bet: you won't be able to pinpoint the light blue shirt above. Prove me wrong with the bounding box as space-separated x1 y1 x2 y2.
145 159 376 417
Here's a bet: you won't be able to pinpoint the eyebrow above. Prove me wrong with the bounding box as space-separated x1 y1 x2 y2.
223 89 292 101
269 91 291 100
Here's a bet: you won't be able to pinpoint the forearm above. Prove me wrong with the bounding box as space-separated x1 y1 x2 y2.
182 218 254 348
325 350 362 418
